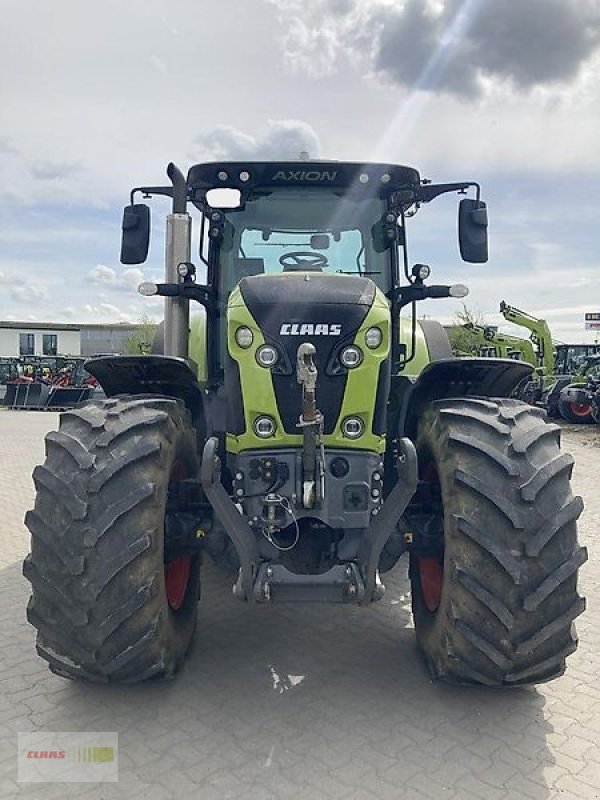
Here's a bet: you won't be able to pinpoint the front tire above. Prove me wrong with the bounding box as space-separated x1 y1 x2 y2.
410 398 586 686
24 396 200 683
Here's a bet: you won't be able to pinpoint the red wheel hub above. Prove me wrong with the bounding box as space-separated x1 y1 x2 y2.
165 556 192 611
570 401 592 419
418 557 444 612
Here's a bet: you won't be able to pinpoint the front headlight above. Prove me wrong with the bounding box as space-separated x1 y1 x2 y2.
342 416 364 439
235 326 253 349
256 344 279 368
365 327 383 349
254 416 276 438
340 345 363 368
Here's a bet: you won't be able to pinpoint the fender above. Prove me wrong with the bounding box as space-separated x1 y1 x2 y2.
84 355 205 413
400 357 533 438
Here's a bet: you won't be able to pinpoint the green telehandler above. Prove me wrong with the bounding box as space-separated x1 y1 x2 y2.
451 321 537 366
24 159 586 686
500 302 600 421
499 302 554 376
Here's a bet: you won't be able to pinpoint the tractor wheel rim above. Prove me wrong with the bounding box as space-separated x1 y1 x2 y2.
164 459 192 612
570 402 592 418
165 556 192 611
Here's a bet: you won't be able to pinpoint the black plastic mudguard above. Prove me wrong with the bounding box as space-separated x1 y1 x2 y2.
84 355 205 412
400 357 533 438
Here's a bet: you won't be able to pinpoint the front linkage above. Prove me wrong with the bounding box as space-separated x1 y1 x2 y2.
200 433 417 604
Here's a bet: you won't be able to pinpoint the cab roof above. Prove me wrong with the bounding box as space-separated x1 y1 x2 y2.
186 160 421 198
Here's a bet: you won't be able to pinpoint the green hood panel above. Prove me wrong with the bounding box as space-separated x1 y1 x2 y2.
189 281 434 453
226 279 392 454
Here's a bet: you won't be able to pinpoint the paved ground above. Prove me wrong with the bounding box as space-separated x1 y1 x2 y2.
0 409 599 800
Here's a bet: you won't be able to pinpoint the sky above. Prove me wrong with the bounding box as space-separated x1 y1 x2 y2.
1 0 599 341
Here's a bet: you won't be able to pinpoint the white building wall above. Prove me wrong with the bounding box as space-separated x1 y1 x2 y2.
0 328 81 357
0 329 16 356
51 330 80 356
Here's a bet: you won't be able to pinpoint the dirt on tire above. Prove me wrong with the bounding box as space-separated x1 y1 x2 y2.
410 397 587 686
23 395 200 683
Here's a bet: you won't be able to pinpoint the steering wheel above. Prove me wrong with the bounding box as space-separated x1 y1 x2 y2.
279 251 328 271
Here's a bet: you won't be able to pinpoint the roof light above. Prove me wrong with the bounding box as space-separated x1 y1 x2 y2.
239 171 250 182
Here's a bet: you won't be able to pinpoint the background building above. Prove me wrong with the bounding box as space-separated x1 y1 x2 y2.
0 321 143 358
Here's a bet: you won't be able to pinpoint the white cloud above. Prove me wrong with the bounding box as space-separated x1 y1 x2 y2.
11 283 49 303
193 120 321 162
83 302 133 321
89 264 143 292
0 136 20 156
30 161 83 181
269 0 600 98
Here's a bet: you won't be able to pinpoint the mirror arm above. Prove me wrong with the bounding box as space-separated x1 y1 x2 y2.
130 163 190 212
153 282 214 309
417 181 481 204
130 185 174 205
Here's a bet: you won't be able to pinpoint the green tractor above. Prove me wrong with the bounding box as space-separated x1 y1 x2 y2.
450 321 537 366
24 160 586 686
499 302 600 422
555 353 600 424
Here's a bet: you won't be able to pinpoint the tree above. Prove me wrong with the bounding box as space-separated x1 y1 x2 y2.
447 304 488 356
124 315 158 355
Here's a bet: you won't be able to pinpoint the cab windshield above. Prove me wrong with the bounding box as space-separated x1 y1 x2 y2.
216 188 393 298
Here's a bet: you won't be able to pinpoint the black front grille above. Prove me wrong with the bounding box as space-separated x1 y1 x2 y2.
240 275 374 435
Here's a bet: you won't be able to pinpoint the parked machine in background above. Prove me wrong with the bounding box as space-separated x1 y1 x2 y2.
555 354 600 423
452 322 537 366
499 302 554 375
1 356 99 409
499 302 600 422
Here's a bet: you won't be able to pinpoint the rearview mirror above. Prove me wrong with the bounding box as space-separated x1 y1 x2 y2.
310 234 330 250
458 198 488 263
120 204 150 264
